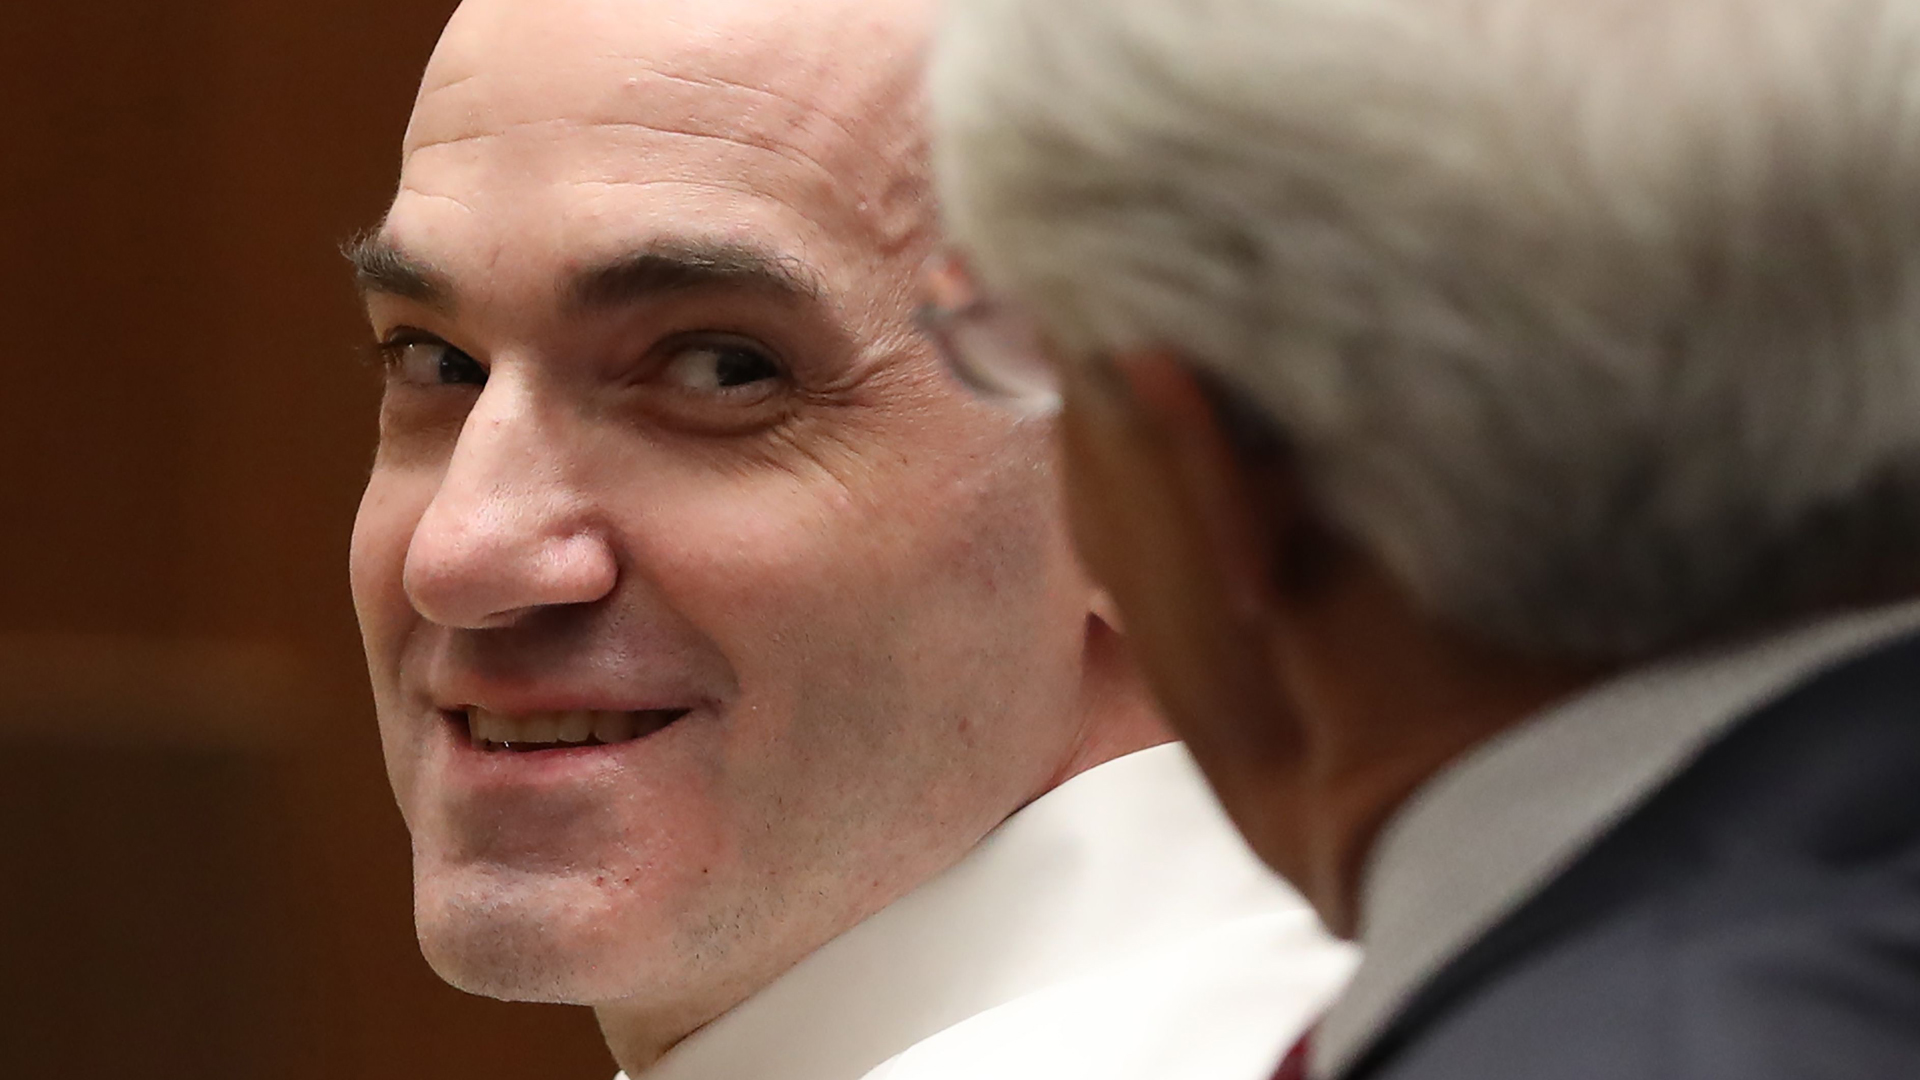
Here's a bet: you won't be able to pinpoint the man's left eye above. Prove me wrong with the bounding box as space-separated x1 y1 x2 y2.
657 337 783 394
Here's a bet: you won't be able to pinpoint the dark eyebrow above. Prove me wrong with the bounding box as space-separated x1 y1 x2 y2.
568 239 825 312
344 231 451 309
343 232 824 315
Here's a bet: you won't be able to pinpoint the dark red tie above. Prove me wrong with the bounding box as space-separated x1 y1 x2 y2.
1271 1027 1313 1080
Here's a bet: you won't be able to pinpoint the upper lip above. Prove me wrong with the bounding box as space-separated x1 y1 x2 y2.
408 634 720 719
422 676 709 718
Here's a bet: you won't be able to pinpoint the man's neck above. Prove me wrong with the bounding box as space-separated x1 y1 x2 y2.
1303 692 1566 938
1276 572 1602 937
597 979 758 1078
1044 615 1179 795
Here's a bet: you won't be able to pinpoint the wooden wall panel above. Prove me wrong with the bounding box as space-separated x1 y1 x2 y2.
0 3 615 1077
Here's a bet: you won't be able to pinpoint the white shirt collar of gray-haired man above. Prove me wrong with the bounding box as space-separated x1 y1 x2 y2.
930 0 1920 1077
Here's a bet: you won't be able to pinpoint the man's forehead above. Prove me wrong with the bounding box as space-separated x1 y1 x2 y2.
404 0 931 157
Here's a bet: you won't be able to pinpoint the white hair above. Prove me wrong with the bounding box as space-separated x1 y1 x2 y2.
931 0 1920 660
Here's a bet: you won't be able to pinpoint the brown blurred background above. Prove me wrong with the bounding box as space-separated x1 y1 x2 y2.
0 3 613 1076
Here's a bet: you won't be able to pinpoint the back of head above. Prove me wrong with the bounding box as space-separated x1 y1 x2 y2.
934 0 1920 661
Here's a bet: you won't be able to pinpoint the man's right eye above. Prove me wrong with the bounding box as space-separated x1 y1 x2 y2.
378 336 488 387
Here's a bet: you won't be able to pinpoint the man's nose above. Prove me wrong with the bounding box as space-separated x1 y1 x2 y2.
402 390 618 629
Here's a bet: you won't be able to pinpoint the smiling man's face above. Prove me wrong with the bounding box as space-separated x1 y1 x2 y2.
348 0 1104 1044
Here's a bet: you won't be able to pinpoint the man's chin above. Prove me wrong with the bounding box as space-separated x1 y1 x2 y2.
413 866 670 1005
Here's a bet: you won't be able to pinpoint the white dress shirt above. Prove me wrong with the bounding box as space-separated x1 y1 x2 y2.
1314 598 1920 1079
624 743 1355 1080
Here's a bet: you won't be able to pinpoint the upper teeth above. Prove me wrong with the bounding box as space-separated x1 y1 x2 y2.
468 708 645 747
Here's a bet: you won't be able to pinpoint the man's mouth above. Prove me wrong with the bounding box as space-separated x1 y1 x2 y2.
459 707 689 753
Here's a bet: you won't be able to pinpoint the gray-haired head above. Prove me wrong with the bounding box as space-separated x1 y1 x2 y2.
932 0 1920 661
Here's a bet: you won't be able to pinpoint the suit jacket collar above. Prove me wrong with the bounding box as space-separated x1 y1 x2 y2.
1318 599 1920 1079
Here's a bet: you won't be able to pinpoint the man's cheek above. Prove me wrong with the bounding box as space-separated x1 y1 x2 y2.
619 470 875 612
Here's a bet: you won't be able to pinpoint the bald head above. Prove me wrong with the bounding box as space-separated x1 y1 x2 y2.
374 0 938 327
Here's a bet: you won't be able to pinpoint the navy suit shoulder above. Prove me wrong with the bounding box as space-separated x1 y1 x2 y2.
1351 631 1920 1080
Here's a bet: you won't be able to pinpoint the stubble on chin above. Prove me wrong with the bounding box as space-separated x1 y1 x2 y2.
409 857 761 1013
415 863 636 1003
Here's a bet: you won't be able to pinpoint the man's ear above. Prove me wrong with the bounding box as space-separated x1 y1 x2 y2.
1061 345 1316 879
1102 347 1306 620
1056 343 1301 736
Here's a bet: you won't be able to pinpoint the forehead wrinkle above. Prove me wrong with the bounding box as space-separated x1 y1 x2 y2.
564 176 801 208
405 45 840 147
394 187 477 217
404 115 842 195
398 118 902 258
420 69 482 99
623 63 868 169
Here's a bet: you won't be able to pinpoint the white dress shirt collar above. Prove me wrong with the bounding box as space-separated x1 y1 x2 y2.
628 743 1306 1080
1314 598 1920 1079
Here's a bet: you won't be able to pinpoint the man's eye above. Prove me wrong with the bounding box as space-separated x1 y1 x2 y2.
657 337 783 395
381 338 487 387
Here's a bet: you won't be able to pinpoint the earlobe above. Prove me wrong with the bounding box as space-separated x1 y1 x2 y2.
1089 587 1127 634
